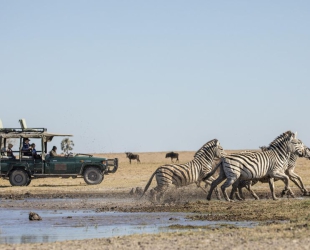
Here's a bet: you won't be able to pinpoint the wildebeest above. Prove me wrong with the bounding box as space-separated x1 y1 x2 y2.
125 152 140 164
165 152 179 163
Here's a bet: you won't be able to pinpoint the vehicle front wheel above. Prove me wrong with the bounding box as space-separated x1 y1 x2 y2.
83 167 103 185
9 170 29 186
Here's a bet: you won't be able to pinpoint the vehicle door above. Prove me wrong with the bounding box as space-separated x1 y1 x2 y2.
45 156 78 174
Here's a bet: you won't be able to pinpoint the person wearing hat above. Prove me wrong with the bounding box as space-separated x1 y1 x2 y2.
22 138 32 156
49 146 58 157
31 143 41 159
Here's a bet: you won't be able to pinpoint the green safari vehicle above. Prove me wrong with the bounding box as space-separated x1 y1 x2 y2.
0 125 118 186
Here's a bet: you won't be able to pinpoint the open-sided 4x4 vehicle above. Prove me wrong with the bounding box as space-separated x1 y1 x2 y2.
0 125 118 186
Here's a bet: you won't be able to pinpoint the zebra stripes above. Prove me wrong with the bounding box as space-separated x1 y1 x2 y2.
203 131 305 201
140 139 225 202
233 146 310 200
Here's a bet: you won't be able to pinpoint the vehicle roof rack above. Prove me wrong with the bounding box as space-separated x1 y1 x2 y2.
0 127 47 133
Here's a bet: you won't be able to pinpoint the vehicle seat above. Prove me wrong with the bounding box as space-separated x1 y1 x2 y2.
21 156 32 159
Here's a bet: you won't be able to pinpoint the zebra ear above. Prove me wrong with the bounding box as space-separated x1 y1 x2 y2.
295 132 298 138
215 139 219 146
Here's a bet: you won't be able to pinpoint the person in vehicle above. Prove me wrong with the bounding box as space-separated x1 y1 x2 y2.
22 138 32 156
31 143 41 159
6 143 16 159
49 146 58 157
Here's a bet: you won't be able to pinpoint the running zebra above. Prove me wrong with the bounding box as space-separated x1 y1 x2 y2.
140 139 225 202
203 131 304 201
232 146 310 200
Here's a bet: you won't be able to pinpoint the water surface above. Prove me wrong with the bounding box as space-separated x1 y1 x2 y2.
0 208 257 244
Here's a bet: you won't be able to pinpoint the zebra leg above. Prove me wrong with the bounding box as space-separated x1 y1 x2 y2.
272 172 295 198
206 174 226 201
268 178 278 200
229 181 240 201
246 182 260 200
238 186 246 200
149 189 157 202
287 170 308 194
204 177 221 200
220 178 237 202
155 185 169 203
214 186 221 200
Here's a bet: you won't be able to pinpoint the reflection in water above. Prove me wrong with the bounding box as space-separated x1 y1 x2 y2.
0 208 257 244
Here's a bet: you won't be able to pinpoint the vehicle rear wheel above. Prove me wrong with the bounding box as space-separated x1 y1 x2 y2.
83 167 103 185
9 170 29 186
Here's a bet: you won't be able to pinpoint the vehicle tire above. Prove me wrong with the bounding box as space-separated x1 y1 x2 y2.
26 179 32 186
9 170 29 186
83 167 103 185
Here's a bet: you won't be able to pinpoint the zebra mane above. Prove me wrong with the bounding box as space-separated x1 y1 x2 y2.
194 139 218 158
259 146 268 151
268 130 294 149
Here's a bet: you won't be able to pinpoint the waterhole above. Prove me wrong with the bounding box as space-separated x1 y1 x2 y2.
0 208 257 244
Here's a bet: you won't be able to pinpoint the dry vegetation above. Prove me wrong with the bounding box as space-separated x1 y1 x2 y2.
1 150 310 249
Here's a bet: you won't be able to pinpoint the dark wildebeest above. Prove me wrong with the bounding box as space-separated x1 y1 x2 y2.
165 152 179 163
125 152 141 164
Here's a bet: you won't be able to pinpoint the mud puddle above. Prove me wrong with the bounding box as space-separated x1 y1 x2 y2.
0 208 257 244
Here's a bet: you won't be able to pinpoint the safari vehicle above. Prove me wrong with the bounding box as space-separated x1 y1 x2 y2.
0 120 118 186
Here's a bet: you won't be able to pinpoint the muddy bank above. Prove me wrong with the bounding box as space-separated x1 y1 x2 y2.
2 223 310 250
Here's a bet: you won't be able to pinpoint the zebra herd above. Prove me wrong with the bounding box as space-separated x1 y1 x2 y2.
141 130 310 202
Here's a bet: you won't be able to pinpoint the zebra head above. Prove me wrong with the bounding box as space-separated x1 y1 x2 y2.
303 147 310 159
287 135 305 157
214 140 226 158
194 139 225 160
268 131 303 157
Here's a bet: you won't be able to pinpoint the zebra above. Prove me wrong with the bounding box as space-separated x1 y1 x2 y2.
125 152 140 164
231 146 310 200
203 131 304 201
140 139 226 202
165 152 179 163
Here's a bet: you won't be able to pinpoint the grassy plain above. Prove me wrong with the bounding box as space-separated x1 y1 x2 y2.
1 150 310 249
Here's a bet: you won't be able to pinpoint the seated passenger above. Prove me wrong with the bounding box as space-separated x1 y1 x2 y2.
22 138 32 156
1 147 5 156
49 146 58 157
6 143 16 160
31 143 41 159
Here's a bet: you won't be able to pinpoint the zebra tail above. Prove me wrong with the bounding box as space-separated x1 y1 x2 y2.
202 160 222 181
139 171 157 199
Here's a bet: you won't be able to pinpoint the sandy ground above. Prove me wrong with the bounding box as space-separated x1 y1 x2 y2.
1 151 310 249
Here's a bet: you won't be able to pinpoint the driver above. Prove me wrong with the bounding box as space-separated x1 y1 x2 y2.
49 146 58 157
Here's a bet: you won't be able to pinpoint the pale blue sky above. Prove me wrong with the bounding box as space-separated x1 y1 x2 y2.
1 1 309 153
